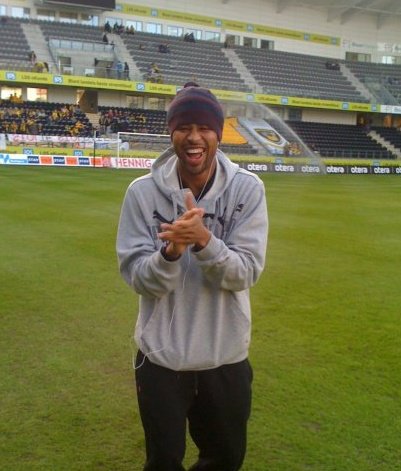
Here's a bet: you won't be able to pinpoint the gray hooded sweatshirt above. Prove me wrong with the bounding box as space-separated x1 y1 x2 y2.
116 147 268 371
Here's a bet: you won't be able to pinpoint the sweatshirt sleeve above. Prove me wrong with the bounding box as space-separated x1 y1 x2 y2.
116 181 182 298
193 175 268 291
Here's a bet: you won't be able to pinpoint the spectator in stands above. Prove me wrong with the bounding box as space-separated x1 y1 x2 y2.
28 119 38 135
137 112 147 124
289 141 301 155
18 120 27 134
98 114 107 134
148 63 162 83
102 32 109 45
28 50 37 65
364 118 372 133
104 21 112 33
325 60 340 71
184 32 195 42
310 143 318 153
9 121 18 133
116 82 268 471
126 25 135 35
9 93 22 103
283 142 290 157
51 108 60 121
158 43 170 53
116 61 124 80
112 22 124 35
124 62 130 80
105 115 113 134
70 119 84 136
33 61 46 73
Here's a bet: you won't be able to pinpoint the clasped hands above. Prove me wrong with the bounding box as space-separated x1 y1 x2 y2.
158 191 211 259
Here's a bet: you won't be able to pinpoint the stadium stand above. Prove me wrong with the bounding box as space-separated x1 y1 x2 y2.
219 142 257 155
345 60 401 104
1 15 401 158
0 17 31 70
38 20 104 43
36 20 114 76
14 19 249 91
220 117 257 155
284 121 395 159
372 126 401 151
0 100 93 136
234 47 369 102
122 30 250 92
98 106 168 135
222 118 248 145
0 16 399 106
97 106 257 154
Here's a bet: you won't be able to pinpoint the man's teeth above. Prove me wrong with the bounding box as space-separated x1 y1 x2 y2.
187 148 203 154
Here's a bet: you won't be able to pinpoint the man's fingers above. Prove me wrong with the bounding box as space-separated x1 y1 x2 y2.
158 230 173 240
185 191 196 210
175 208 204 222
183 208 204 219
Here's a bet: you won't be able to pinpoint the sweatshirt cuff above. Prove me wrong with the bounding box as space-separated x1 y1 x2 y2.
160 244 181 262
192 234 221 261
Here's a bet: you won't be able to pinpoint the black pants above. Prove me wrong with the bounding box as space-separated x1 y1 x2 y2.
135 351 253 471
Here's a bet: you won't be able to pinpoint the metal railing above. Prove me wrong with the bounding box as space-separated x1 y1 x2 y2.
48 38 115 54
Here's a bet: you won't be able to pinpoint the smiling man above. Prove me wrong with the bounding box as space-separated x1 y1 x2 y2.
116 83 268 471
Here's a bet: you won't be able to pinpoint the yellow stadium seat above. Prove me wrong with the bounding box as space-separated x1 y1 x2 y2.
221 117 248 145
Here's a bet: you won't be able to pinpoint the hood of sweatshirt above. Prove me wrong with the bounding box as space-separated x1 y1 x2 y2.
151 146 239 208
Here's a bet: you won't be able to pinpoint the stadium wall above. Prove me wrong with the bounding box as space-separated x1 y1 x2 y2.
47 88 76 103
302 110 356 125
100 90 140 107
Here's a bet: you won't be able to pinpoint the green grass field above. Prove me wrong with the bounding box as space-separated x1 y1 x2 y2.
1 166 401 470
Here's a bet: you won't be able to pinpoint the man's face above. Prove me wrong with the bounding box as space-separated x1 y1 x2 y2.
172 123 218 180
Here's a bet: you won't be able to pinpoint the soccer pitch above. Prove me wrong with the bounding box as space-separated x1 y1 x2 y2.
1 166 401 470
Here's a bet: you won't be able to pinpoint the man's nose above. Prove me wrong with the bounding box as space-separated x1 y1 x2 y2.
187 126 201 140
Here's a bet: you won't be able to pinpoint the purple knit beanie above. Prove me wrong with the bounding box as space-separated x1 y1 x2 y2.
167 83 224 141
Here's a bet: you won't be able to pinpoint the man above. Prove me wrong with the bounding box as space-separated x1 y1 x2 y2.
116 83 268 471
116 61 124 80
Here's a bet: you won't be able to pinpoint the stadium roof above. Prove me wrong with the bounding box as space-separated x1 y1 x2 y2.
274 0 401 28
